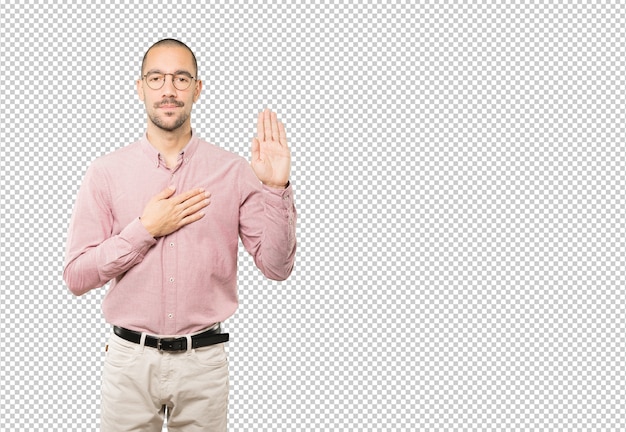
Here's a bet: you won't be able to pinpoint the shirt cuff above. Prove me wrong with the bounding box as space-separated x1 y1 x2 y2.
262 183 294 208
121 217 158 253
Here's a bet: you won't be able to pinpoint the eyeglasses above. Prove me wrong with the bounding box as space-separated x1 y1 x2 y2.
143 72 196 91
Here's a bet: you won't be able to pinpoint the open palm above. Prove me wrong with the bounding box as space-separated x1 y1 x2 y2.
251 109 291 189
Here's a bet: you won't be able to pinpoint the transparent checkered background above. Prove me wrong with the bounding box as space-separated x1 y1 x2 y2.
2 1 626 431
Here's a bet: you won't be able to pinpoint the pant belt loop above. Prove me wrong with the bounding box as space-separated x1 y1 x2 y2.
139 332 147 353
185 335 193 353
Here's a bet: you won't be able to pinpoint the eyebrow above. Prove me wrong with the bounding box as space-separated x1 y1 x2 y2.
145 69 194 77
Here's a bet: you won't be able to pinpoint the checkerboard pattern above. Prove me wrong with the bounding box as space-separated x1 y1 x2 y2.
2 1 626 430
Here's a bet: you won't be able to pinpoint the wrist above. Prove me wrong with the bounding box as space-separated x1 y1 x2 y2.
263 181 289 189
139 217 159 238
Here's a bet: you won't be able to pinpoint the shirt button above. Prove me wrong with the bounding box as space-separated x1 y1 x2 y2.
168 313 173 319
169 277 174 283
169 242 175 247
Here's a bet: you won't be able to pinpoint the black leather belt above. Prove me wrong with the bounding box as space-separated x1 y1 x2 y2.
113 325 229 352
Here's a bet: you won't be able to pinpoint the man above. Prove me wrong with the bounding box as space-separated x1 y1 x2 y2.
63 38 297 431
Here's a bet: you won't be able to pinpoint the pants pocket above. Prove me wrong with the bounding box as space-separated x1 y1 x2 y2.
191 343 228 368
104 335 139 368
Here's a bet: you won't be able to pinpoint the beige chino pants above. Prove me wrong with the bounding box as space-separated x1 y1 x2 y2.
100 331 229 431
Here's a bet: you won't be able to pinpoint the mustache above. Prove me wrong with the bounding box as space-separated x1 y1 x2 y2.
154 99 184 108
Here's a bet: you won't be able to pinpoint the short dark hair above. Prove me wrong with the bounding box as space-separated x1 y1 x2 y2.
141 38 198 77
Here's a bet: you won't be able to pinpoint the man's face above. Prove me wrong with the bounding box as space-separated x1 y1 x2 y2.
136 45 201 132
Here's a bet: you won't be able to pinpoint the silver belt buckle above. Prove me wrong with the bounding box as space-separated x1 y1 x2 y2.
157 337 176 351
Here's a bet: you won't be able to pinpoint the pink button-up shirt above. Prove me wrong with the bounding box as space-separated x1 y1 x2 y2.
63 132 297 335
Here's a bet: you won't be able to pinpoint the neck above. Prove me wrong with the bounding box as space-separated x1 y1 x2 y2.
145 123 192 162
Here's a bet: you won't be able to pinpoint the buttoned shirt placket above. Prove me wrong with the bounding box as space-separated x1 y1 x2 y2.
158 152 185 335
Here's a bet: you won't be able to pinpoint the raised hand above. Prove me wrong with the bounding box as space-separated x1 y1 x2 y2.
251 109 291 189
140 186 210 238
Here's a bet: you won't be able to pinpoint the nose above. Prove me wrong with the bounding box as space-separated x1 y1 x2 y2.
161 75 178 96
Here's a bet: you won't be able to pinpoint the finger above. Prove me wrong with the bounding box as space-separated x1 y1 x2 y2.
178 191 210 209
256 110 265 142
264 109 272 141
271 111 279 141
178 210 206 228
278 121 287 147
180 197 210 218
251 138 260 161
174 188 207 205
155 185 177 200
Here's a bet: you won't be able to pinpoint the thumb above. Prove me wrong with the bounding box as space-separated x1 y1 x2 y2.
251 138 260 162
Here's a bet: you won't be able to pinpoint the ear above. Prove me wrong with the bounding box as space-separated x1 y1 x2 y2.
136 79 145 102
193 79 203 103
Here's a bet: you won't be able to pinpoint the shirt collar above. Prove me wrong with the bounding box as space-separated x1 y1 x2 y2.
140 130 200 168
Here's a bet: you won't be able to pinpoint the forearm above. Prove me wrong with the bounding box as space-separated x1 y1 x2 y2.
64 218 157 295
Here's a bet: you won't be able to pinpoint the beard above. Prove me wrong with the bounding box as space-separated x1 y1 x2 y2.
149 110 190 132
148 98 189 132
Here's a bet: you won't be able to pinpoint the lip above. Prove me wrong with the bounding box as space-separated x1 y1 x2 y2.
159 105 180 109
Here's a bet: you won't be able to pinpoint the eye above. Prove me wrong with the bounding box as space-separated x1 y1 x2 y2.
175 75 191 84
